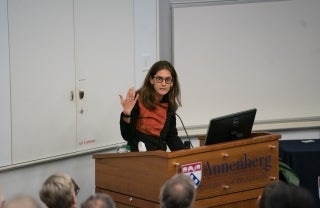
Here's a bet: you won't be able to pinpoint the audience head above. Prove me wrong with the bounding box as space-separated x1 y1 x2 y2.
160 173 196 208
3 195 41 208
258 180 316 208
81 193 115 208
39 173 79 208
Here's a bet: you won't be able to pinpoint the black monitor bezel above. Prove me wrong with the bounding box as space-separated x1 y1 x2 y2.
204 108 257 145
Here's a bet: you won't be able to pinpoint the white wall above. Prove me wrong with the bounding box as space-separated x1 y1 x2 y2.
272 128 320 141
134 0 158 87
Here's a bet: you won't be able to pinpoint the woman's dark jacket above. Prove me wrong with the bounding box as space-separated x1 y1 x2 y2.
120 103 185 152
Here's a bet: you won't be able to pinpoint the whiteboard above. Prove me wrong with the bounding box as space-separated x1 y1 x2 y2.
173 0 320 128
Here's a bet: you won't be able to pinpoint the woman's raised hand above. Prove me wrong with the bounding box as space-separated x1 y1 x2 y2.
119 87 139 116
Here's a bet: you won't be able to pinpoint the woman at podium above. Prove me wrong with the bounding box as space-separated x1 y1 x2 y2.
119 60 185 152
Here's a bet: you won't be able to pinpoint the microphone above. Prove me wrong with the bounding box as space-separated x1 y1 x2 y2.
175 113 193 149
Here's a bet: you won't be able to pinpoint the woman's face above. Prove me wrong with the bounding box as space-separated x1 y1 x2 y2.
150 69 173 98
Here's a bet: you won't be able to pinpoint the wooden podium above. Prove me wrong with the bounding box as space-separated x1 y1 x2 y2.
93 132 280 208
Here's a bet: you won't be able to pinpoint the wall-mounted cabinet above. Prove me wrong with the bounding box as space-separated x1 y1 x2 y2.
8 0 134 164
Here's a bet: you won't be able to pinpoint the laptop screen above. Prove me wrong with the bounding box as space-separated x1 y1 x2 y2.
204 108 257 145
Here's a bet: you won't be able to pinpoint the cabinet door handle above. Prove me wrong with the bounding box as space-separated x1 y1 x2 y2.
70 91 74 101
79 89 84 99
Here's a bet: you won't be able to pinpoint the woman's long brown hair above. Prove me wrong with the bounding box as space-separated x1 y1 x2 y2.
137 60 182 111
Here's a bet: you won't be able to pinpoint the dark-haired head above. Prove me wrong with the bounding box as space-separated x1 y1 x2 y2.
258 181 316 208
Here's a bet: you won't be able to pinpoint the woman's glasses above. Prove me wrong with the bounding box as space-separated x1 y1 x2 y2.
154 76 173 84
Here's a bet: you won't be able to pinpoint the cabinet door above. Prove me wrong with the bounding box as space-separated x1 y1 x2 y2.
0 0 11 167
8 0 77 163
74 0 135 150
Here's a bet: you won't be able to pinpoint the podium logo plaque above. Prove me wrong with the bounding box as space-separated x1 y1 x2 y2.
182 162 202 188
